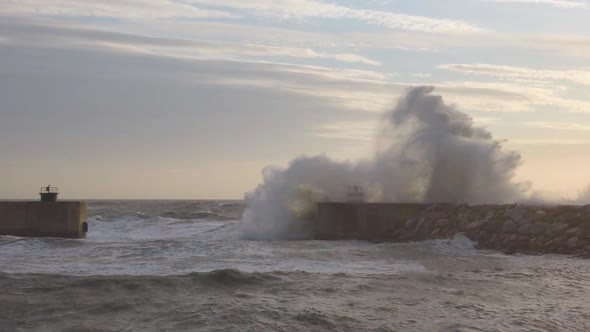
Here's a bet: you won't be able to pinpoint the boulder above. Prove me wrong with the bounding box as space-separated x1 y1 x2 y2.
478 230 490 241
517 223 532 235
534 210 547 217
466 220 484 230
501 220 519 234
528 237 537 248
543 239 558 251
528 236 546 250
529 222 549 236
535 236 546 248
561 212 587 226
455 210 472 229
545 222 568 237
499 234 517 247
432 228 441 237
465 224 481 240
415 218 435 240
485 211 496 220
503 206 528 222
481 218 504 232
426 211 449 222
507 235 529 251
565 226 580 236
435 219 450 229
414 217 427 231
567 237 579 249
579 223 590 237
577 239 590 249
488 234 499 247
404 218 417 230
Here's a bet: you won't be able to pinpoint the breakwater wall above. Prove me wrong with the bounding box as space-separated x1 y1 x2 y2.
315 203 590 257
0 201 88 238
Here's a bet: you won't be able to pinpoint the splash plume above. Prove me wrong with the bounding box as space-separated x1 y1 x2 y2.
241 86 529 240
577 185 590 205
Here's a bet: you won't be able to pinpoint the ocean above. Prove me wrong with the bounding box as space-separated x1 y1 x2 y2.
1 200 589 331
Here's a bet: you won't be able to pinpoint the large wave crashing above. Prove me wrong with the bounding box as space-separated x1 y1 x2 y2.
241 86 530 240
577 186 590 205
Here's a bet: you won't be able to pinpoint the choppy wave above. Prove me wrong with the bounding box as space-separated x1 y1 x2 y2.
160 211 231 221
87 200 244 222
2 261 590 332
0 269 281 290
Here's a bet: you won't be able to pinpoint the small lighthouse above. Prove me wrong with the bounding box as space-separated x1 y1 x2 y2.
40 185 59 202
346 185 366 203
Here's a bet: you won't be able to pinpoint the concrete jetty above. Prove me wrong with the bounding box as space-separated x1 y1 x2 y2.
314 202 590 257
0 187 88 238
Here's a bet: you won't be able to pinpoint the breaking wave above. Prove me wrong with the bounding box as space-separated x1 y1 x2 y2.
242 86 529 240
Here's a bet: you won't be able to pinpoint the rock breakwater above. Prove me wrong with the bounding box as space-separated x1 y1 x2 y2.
315 203 590 257
393 204 590 257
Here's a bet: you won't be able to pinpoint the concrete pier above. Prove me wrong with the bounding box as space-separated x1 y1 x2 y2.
0 201 88 238
315 202 446 241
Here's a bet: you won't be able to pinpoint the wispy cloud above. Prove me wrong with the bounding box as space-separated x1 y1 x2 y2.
473 116 500 124
183 0 484 33
524 121 590 130
439 63 590 86
410 73 432 78
0 21 381 66
510 139 590 144
488 0 589 8
315 121 376 141
3 0 485 33
0 0 237 19
2 18 590 117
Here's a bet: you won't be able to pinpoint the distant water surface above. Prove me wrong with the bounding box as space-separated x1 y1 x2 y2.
1 200 589 331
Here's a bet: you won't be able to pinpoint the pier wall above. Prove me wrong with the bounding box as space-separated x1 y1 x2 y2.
0 201 88 238
315 203 590 257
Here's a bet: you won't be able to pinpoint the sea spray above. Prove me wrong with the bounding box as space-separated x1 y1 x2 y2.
241 156 363 240
241 86 529 240
577 185 590 205
373 86 527 203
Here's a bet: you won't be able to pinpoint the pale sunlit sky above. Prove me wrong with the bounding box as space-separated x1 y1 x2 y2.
1 0 589 199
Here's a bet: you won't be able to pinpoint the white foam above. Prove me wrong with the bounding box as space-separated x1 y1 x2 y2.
429 233 479 256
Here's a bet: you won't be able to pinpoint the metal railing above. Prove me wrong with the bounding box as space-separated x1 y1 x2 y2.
347 185 365 194
346 185 366 203
40 186 58 194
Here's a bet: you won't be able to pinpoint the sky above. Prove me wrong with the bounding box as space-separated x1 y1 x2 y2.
0 0 589 199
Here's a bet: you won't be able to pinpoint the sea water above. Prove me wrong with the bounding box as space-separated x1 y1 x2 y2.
1 200 589 331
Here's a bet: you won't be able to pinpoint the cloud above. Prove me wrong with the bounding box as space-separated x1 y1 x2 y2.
439 63 590 86
410 73 432 78
473 116 500 124
2 20 589 199
524 121 590 130
2 20 589 119
89 0 489 33
530 34 590 58
0 21 381 66
510 139 590 144
0 42 367 160
206 68 590 114
488 0 589 8
314 121 376 141
0 0 237 19
128 20 590 62
434 81 590 113
1 0 484 33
